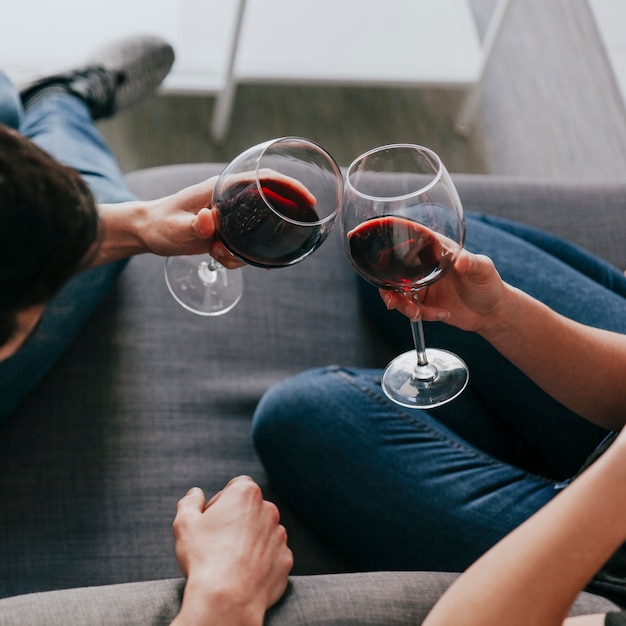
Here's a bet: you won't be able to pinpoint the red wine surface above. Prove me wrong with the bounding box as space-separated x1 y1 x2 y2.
217 183 322 268
348 216 451 289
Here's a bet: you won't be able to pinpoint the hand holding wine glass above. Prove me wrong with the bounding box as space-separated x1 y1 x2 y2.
342 144 469 409
165 137 343 315
378 248 505 334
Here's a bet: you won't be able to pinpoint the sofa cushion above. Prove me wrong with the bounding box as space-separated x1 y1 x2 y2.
0 572 619 625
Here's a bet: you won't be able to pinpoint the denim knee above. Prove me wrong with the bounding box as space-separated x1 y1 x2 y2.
252 367 331 445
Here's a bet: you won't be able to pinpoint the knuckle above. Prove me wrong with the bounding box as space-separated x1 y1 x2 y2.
265 500 281 524
231 476 263 500
276 522 288 543
171 515 186 537
283 546 294 570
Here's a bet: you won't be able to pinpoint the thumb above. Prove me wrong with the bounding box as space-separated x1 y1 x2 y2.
192 208 216 239
462 251 499 286
177 487 207 515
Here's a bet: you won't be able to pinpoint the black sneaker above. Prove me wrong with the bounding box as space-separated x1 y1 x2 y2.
20 35 175 120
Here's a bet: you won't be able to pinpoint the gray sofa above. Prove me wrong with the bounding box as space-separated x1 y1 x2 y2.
0 163 624 624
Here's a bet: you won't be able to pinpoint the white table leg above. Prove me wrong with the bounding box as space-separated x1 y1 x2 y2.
455 0 513 135
211 0 247 141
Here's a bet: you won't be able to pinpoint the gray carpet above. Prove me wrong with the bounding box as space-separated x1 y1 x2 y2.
99 0 626 181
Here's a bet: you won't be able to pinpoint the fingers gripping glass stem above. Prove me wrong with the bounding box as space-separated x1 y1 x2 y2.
198 258 222 283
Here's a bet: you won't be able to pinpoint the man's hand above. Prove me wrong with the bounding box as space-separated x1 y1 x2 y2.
170 476 293 626
94 170 316 270
129 177 243 269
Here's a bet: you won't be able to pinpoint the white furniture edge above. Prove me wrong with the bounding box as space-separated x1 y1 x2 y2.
211 0 513 140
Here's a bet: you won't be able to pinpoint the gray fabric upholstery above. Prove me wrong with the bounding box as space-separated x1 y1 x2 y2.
0 572 618 625
0 163 624 622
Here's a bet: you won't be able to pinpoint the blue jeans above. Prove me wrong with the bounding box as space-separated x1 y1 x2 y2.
252 213 626 576
0 71 131 422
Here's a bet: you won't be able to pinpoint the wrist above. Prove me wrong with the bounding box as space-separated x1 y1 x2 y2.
94 201 149 266
171 577 265 626
474 283 523 344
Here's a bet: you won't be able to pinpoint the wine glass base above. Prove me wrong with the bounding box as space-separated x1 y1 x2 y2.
381 348 469 409
165 255 243 316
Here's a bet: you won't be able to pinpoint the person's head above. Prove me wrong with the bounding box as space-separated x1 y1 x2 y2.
0 124 100 358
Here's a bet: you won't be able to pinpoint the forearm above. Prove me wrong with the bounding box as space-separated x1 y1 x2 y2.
88 201 151 266
480 284 626 430
423 437 626 626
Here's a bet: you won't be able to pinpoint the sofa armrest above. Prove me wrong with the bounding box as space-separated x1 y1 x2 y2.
125 166 626 269
0 572 618 626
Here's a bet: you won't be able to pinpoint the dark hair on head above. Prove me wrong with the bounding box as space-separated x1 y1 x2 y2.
0 124 100 347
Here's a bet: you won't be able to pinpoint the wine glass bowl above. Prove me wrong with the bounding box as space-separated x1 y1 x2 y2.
342 144 469 409
165 137 343 315
214 137 342 268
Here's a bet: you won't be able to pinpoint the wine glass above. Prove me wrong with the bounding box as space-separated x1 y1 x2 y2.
165 137 343 315
342 144 469 409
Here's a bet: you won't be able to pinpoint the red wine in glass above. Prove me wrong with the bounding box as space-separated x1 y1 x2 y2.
342 143 468 409
217 181 323 268
348 215 453 290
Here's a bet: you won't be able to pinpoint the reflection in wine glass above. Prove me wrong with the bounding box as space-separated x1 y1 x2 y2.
342 144 469 409
165 137 343 315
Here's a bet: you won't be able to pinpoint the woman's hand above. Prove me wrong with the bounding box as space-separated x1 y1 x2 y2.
379 248 507 335
170 476 293 626
383 246 626 430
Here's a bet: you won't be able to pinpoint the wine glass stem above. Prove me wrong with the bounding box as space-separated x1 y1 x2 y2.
197 258 223 284
410 293 437 382
207 258 221 272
